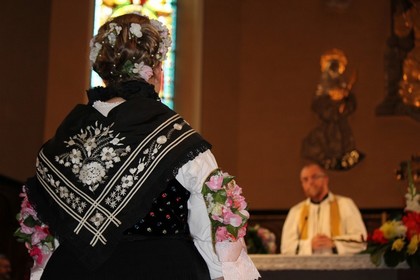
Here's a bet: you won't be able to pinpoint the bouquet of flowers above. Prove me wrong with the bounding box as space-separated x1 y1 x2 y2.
245 224 277 254
14 187 56 266
202 169 249 244
364 159 420 268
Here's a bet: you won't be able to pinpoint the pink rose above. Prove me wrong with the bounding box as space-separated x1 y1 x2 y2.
20 197 38 218
237 226 247 239
240 209 250 219
205 175 223 191
223 210 242 227
216 226 229 242
133 62 153 81
227 184 242 197
233 196 247 210
20 223 35 235
211 214 224 223
31 226 49 245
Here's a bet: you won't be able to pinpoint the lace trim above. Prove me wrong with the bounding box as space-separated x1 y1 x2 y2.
92 100 125 117
170 142 212 179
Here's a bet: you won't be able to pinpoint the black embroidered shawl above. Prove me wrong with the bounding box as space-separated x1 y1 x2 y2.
25 81 211 269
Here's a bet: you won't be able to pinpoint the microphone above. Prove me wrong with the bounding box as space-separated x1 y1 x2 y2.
295 216 308 255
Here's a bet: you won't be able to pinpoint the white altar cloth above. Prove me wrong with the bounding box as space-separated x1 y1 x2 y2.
250 254 383 270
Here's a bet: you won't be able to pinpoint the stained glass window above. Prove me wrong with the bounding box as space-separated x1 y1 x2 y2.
92 0 177 109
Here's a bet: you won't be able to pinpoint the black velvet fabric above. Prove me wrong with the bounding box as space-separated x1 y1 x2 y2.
25 81 211 271
40 235 211 280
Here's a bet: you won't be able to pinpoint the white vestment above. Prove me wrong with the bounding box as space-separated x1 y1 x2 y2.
281 193 367 255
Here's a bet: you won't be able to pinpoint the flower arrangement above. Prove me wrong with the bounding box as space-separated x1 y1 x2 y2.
202 169 249 243
245 224 277 254
364 158 420 268
14 187 56 266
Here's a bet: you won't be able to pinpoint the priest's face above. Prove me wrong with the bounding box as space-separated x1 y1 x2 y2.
300 164 329 202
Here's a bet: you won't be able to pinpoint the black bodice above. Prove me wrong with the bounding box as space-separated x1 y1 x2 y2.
124 179 190 236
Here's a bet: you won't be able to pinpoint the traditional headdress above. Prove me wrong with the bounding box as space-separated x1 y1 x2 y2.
89 15 172 82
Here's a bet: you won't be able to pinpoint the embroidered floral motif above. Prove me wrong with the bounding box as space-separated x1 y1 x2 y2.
104 121 185 208
55 122 131 193
36 159 87 214
90 212 105 227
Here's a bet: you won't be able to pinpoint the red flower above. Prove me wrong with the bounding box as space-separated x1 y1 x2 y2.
402 211 420 240
371 229 388 244
29 246 43 265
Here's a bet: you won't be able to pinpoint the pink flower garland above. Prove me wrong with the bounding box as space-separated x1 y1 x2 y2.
202 169 249 243
14 187 55 266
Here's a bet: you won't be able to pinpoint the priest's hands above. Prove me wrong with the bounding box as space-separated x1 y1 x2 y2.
311 234 336 252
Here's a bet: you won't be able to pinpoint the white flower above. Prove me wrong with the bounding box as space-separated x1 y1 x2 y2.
105 161 114 169
79 162 106 186
89 42 102 64
132 62 153 81
109 23 122 35
405 193 420 213
110 138 121 145
90 212 105 227
129 23 142 38
211 203 224 216
84 137 97 156
100 147 116 161
72 165 80 174
69 149 82 164
150 19 172 61
157 136 167 144
59 186 69 198
107 33 117 46
121 175 134 188
173 123 183 130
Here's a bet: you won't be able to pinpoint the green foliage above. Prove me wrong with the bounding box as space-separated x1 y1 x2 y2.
245 226 268 254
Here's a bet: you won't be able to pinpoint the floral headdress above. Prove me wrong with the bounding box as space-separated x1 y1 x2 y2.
89 15 172 82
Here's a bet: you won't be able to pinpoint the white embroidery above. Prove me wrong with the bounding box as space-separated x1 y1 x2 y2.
36 160 87 214
90 212 105 227
104 121 186 208
55 122 131 191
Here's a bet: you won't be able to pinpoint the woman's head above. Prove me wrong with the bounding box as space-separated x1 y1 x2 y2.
90 13 171 86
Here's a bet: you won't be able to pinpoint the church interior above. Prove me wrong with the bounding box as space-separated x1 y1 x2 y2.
1 0 420 278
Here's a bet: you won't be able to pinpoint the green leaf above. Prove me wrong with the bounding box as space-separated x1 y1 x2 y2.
227 224 238 236
222 175 235 186
13 231 30 243
23 215 39 227
121 60 134 77
369 244 389 266
213 190 227 204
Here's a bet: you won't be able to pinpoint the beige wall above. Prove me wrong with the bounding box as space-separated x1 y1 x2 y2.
43 0 93 140
0 1 51 181
200 0 416 210
0 0 417 211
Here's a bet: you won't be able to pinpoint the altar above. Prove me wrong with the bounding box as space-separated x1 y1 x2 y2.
249 254 417 280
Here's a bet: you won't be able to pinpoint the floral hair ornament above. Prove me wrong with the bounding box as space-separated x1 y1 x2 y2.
89 39 102 64
121 60 153 81
129 23 142 39
150 19 172 61
202 169 249 244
